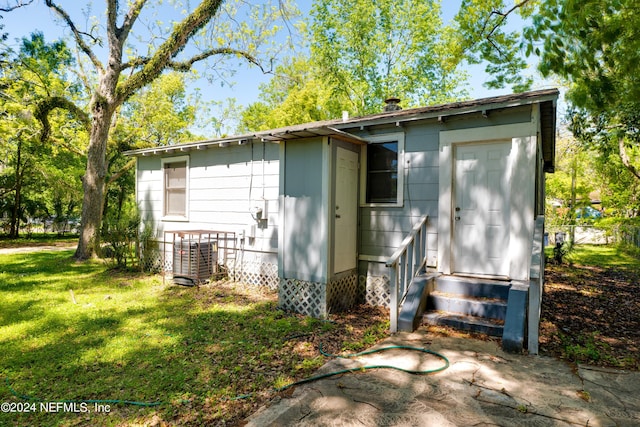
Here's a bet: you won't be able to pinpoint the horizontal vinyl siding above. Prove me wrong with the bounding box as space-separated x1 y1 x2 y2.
137 158 163 222
358 125 440 265
352 109 534 269
136 143 280 253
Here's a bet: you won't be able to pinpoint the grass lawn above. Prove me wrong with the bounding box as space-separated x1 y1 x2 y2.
0 250 389 426
541 244 640 369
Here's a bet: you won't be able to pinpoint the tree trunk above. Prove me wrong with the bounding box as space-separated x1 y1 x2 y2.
9 139 22 239
569 156 577 244
619 136 640 181
74 99 114 260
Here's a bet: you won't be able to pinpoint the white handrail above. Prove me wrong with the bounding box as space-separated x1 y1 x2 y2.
386 215 429 332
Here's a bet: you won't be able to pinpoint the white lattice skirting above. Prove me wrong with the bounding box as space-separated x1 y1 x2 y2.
141 248 170 273
144 246 279 288
144 246 390 311
279 270 359 318
360 274 391 308
228 259 279 290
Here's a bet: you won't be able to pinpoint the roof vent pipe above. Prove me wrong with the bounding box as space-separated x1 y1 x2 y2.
384 97 402 112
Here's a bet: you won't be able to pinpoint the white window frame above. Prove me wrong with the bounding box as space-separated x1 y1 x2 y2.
161 155 189 221
360 132 405 207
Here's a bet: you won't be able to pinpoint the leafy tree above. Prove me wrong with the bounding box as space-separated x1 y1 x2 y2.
0 32 84 237
241 0 538 130
114 72 203 148
11 0 295 259
104 71 205 231
568 109 640 217
593 147 640 217
238 55 345 131
545 131 595 238
309 0 470 116
525 0 640 188
527 0 638 113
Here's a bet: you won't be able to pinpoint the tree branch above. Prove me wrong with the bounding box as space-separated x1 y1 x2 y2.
107 159 136 186
483 0 532 39
121 46 269 73
618 136 640 181
118 0 147 42
106 0 117 40
116 0 225 103
34 96 91 142
44 0 104 73
0 0 33 12
477 0 532 60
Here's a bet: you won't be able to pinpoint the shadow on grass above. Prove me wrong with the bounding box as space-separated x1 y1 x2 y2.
0 251 324 426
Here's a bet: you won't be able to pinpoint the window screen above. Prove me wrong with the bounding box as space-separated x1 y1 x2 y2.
164 161 187 217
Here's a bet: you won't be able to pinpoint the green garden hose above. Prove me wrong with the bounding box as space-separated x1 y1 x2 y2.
232 344 450 400
6 344 449 406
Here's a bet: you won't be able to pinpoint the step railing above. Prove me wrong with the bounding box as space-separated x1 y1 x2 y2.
386 215 429 332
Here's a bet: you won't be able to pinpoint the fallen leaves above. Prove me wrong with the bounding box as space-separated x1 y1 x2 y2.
540 262 640 369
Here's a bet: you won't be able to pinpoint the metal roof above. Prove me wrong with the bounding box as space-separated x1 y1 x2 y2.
124 88 559 161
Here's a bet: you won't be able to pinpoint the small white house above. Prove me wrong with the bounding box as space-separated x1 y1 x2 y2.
125 89 558 353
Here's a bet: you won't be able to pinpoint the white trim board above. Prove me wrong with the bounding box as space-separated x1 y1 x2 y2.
161 155 190 222
438 120 538 281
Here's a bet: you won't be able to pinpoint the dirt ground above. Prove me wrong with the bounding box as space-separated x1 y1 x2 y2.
286 256 640 371
539 262 640 369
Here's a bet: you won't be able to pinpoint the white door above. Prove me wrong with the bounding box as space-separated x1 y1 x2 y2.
453 142 511 277
334 147 359 273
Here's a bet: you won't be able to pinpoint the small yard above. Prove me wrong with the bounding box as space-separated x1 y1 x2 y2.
540 245 640 369
2 243 638 426
0 249 389 426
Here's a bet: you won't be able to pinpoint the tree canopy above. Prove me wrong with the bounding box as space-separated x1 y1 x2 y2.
240 0 537 130
4 0 295 258
526 0 640 190
0 32 86 237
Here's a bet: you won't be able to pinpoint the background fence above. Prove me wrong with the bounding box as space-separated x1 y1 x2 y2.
546 223 640 248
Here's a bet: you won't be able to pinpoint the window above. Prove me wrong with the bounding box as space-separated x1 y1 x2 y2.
162 157 188 219
361 133 404 206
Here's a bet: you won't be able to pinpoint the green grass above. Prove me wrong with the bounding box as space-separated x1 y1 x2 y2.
0 250 370 426
545 243 639 269
566 244 639 268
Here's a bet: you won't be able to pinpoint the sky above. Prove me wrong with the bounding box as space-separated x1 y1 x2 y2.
0 0 551 135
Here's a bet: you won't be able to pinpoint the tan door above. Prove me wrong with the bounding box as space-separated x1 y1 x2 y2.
334 147 358 273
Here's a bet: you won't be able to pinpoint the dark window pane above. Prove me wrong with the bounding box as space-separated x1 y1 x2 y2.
367 172 397 203
368 142 398 172
366 141 398 203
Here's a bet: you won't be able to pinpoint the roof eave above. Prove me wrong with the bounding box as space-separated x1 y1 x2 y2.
124 88 559 158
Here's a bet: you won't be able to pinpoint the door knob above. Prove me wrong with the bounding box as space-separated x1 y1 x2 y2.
455 207 461 212
455 216 460 221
